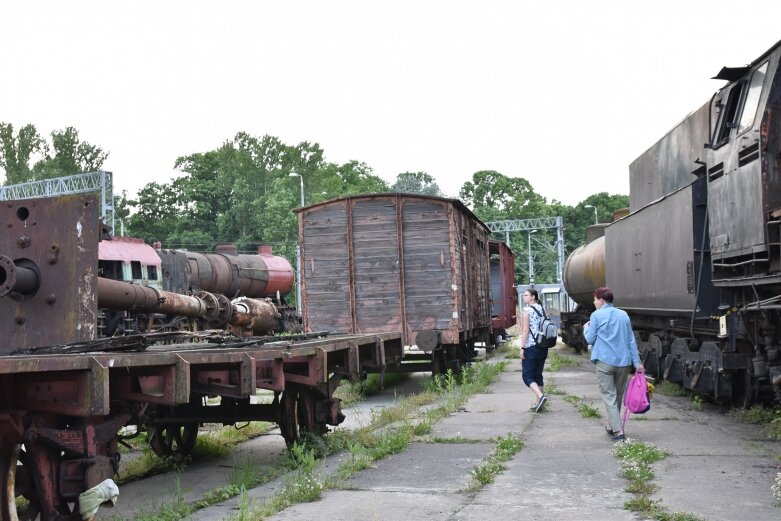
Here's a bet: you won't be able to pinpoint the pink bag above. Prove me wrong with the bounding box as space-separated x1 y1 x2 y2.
621 372 650 430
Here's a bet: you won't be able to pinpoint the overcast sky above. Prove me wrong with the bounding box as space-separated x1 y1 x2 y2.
1 1 780 206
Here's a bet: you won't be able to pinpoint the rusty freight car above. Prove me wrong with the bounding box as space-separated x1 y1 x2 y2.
0 194 402 520
296 193 493 374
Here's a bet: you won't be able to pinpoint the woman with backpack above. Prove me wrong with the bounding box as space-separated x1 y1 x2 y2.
519 288 550 412
583 287 645 441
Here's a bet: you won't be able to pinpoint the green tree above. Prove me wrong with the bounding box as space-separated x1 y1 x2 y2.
0 122 45 185
32 127 109 180
459 170 549 222
391 171 442 196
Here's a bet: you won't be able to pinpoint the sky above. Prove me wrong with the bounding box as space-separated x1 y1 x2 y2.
1 1 780 206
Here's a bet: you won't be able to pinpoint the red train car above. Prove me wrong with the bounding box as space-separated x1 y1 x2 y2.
489 240 517 344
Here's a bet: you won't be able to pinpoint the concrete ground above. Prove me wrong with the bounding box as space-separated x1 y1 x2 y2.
106 347 781 520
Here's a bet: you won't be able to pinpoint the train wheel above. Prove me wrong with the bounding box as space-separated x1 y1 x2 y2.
148 423 199 458
0 442 42 520
279 388 300 447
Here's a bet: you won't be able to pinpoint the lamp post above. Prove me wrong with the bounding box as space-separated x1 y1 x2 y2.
584 204 598 225
289 173 304 314
527 229 537 286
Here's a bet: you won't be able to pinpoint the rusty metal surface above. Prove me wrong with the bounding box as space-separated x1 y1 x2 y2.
299 194 492 347
562 235 606 309
0 194 99 351
489 240 517 331
186 251 294 298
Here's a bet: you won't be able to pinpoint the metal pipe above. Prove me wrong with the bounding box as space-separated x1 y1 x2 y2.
0 255 39 297
97 277 207 317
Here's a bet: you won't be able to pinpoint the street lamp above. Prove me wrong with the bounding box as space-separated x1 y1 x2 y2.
288 172 305 314
584 204 598 225
289 172 304 207
527 229 537 286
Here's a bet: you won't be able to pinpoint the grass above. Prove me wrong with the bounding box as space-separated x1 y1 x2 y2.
546 350 580 372
563 394 602 419
613 439 703 520
335 372 412 407
654 381 689 397
468 434 524 491
730 405 781 440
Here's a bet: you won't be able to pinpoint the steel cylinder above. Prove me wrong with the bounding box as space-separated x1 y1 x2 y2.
97 277 207 317
562 235 606 309
0 255 40 298
230 297 280 336
186 252 294 298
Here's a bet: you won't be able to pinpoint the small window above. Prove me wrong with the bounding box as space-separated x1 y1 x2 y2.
147 265 158 280
713 83 744 146
737 61 768 134
131 261 142 280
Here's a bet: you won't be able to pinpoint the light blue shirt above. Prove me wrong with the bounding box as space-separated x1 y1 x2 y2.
584 303 641 368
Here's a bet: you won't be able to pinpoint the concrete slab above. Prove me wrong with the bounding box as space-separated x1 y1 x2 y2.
270 490 463 521
343 443 492 492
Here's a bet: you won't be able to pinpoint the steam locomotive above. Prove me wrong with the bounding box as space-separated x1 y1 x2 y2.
561 40 781 406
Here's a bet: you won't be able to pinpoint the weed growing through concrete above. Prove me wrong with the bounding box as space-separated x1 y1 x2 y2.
730 405 781 440
654 381 689 397
468 434 524 491
562 394 602 419
547 351 580 372
612 439 703 520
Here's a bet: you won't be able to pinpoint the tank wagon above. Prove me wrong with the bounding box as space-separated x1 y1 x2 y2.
0 194 402 520
296 193 495 374
562 40 781 405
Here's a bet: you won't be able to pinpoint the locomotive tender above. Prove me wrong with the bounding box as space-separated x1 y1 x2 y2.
562 40 781 406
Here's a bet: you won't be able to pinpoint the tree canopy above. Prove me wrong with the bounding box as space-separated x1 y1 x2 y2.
0 122 630 287
0 123 108 184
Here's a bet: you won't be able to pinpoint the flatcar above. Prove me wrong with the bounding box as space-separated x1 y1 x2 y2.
562 40 781 406
296 193 496 374
0 194 404 520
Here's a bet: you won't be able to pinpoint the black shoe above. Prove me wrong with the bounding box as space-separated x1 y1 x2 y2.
534 394 548 413
605 426 615 436
610 433 626 442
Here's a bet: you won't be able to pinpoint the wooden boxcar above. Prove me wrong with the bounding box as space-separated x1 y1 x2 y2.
296 193 492 373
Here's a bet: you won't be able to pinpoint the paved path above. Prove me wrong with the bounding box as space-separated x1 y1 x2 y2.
107 348 781 520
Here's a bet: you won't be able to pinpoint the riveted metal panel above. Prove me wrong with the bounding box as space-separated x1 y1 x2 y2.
0 194 99 351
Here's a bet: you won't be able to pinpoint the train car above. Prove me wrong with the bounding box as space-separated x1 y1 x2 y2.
516 283 573 331
562 40 781 406
489 240 517 344
296 193 493 373
0 193 402 520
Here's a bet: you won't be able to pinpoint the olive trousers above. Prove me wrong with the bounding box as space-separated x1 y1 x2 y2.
594 360 632 433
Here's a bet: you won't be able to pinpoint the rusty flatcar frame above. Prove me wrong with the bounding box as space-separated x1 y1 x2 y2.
0 333 401 520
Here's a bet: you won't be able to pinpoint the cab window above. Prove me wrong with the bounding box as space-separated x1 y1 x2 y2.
737 61 768 134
